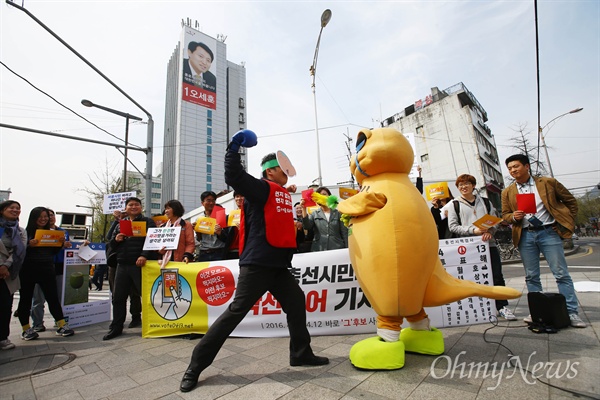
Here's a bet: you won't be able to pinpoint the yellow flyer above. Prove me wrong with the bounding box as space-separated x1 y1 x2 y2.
151 215 168 226
306 206 319 215
195 217 216 235
227 210 241 227
339 187 358 200
131 221 147 237
425 182 450 201
33 229 65 247
473 214 503 230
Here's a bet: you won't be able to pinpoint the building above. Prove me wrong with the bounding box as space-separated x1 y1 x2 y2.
381 82 504 207
126 170 163 215
162 22 247 213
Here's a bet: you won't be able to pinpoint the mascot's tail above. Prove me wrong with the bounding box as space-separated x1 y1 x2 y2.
422 260 521 307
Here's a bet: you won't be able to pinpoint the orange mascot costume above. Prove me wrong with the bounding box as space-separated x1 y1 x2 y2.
337 128 521 370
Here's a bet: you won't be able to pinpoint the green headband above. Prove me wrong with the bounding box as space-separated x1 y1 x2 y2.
261 159 280 171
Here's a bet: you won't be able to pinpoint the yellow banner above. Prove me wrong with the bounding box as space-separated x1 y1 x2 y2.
151 215 168 225
425 182 450 201
142 261 220 338
194 217 216 234
227 210 241 227
33 229 65 247
473 214 503 230
339 187 358 200
132 221 147 237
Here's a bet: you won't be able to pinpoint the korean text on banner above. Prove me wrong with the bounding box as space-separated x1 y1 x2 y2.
425 182 450 201
33 229 65 247
144 226 182 250
103 191 137 214
194 217 216 235
142 238 494 339
227 210 241 227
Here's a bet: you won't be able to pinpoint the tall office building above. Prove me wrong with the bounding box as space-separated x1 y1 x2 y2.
381 82 504 206
162 23 247 213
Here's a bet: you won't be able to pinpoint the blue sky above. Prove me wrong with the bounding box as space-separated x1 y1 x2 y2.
1 1 598 219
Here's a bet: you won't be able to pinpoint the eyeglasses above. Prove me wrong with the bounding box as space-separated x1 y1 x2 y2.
457 183 473 188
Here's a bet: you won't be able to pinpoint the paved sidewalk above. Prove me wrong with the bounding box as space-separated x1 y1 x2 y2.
1 268 598 400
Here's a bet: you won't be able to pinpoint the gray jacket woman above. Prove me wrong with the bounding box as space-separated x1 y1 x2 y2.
0 200 27 350
300 187 348 252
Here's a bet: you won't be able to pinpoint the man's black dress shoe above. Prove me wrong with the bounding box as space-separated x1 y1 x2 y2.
103 329 122 340
290 355 330 366
128 319 141 328
180 369 199 392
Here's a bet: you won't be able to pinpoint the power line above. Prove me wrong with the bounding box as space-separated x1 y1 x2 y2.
0 60 141 149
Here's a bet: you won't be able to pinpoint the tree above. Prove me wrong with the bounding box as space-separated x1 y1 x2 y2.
575 191 600 227
77 160 142 242
504 123 550 184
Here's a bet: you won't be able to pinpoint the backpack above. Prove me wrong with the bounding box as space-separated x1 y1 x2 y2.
453 197 491 227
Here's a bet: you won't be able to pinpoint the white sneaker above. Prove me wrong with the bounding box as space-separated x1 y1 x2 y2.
21 328 39 341
523 315 533 324
569 314 587 328
0 339 15 350
497 307 518 321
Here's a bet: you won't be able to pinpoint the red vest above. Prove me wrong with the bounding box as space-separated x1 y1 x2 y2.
239 180 296 255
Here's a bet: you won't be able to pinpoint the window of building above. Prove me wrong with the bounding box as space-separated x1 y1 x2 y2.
207 154 212 163
151 203 161 209
151 182 161 189
207 175 212 183
239 98 245 108
207 110 212 119
151 193 161 199
420 154 429 162
207 183 212 191
239 113 245 123
207 165 212 174
207 146 212 155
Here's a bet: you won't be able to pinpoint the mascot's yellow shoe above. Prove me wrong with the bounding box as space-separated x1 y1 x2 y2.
349 336 405 370
400 327 444 355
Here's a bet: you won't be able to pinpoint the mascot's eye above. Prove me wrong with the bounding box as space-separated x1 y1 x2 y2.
356 132 367 152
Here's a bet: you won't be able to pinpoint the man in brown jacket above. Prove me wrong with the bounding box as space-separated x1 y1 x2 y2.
501 154 585 328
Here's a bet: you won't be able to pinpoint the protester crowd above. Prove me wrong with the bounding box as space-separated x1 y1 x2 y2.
0 150 586 360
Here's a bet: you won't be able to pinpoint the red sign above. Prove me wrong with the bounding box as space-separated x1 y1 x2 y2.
182 82 216 109
458 246 467 255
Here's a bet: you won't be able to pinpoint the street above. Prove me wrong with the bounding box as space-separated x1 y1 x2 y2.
502 236 600 279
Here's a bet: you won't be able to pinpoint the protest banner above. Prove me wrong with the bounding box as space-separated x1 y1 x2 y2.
142 238 494 338
144 226 182 250
32 229 65 247
103 191 137 214
62 246 110 327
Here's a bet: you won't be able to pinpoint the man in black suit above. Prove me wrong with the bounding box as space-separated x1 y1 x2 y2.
183 41 216 92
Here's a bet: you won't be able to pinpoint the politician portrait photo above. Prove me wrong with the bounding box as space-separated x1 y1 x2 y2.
183 41 216 93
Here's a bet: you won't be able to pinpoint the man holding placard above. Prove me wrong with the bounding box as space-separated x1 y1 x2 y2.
447 174 516 321
502 154 584 328
194 191 228 262
103 197 156 340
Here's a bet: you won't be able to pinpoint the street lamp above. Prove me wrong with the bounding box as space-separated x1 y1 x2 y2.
82 99 143 191
310 9 332 187
75 205 95 241
539 107 583 177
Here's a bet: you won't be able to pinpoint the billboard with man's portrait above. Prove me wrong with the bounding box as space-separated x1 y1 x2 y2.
181 27 217 109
